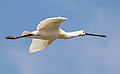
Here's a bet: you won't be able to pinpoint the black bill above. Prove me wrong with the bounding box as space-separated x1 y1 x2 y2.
85 33 106 37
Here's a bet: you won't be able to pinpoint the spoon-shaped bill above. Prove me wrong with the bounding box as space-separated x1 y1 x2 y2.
85 33 106 37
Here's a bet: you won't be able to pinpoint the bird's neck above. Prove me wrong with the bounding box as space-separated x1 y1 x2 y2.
65 31 80 39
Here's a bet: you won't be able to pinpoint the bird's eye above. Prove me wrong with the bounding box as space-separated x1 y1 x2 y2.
83 32 85 33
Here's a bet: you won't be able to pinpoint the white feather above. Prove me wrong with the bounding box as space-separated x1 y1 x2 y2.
29 39 53 53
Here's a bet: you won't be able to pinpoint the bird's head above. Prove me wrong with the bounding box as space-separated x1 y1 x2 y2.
75 30 86 36
76 30 106 37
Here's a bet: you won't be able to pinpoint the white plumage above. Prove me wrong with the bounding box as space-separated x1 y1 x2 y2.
29 39 53 53
24 17 68 53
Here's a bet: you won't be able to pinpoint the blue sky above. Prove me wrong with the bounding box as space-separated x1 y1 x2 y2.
0 0 120 74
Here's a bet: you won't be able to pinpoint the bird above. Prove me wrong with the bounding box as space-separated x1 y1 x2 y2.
6 16 106 53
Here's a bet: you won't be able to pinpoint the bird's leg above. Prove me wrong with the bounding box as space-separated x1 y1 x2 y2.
5 34 33 39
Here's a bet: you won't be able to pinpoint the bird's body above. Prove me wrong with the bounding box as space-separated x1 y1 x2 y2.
23 17 66 40
6 16 106 53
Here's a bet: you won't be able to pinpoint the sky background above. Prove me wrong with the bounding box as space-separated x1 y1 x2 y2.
0 0 120 74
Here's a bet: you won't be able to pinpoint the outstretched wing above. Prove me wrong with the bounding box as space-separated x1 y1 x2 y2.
29 39 54 53
37 17 67 31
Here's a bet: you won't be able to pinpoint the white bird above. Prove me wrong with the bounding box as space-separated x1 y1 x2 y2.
6 17 106 53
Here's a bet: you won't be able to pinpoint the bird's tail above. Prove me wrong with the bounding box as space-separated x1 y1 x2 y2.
21 31 32 36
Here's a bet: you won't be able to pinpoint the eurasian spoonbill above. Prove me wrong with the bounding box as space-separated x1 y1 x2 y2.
6 17 106 53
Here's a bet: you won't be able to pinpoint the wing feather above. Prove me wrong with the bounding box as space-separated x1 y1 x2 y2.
29 39 53 53
37 17 66 31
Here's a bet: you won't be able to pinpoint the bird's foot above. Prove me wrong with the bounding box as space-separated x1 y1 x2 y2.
5 36 17 39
